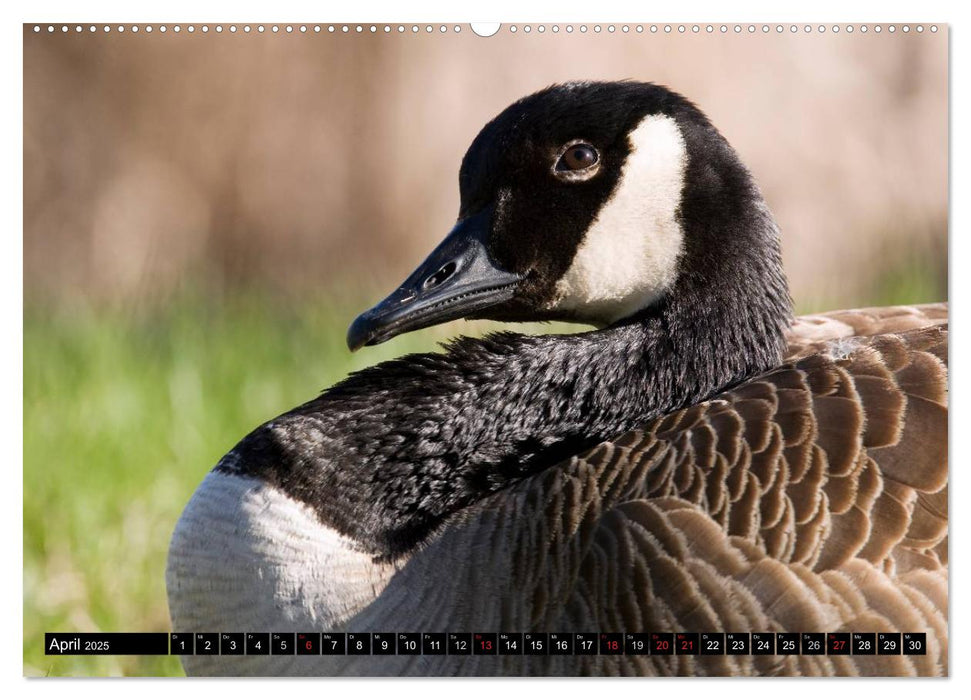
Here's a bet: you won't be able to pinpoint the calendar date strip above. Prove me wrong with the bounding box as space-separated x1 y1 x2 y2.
46 631 927 656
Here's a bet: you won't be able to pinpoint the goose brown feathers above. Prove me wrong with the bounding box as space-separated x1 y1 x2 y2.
329 303 948 677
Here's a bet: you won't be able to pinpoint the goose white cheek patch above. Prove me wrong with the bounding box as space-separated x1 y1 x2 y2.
552 114 687 325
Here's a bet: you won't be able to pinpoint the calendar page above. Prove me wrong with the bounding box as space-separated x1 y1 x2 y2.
23 18 948 678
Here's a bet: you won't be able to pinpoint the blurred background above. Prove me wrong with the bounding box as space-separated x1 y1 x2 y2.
23 24 947 675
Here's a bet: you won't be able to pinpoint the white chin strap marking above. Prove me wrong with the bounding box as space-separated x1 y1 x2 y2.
552 114 688 325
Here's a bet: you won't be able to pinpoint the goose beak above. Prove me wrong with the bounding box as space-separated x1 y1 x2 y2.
347 208 523 351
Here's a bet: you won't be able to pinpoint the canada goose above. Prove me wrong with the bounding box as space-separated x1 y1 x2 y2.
166 81 948 676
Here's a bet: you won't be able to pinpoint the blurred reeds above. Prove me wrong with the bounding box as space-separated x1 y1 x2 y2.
24 26 947 308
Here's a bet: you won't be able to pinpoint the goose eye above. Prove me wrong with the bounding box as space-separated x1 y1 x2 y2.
555 143 600 179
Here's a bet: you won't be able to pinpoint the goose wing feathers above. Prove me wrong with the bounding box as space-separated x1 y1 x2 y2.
784 303 948 357
343 304 947 676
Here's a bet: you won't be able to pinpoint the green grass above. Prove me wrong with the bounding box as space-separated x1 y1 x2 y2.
23 291 586 676
22 293 498 676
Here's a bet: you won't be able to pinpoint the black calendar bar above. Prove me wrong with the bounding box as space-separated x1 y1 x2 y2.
45 633 169 655
827 633 850 656
879 632 901 655
675 633 699 655
599 633 623 655
196 632 218 655
727 632 750 655
524 633 548 655
752 632 775 655
398 633 421 655
271 632 294 655
448 633 471 655
852 632 875 655
347 632 370 655
221 632 244 655
297 633 320 655
45 631 930 656
627 633 652 655
701 632 724 655
499 633 523 655
423 633 446 655
372 633 395 655
903 633 926 655
473 632 498 655
171 632 193 654
247 633 269 655
549 632 573 655
574 633 598 655
777 632 799 655
802 632 825 655
650 632 674 655
321 633 345 655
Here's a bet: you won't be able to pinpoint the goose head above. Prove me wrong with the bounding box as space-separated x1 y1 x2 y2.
348 80 790 350
168 82 794 671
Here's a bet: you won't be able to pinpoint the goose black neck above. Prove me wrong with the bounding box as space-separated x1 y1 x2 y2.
218 245 791 560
